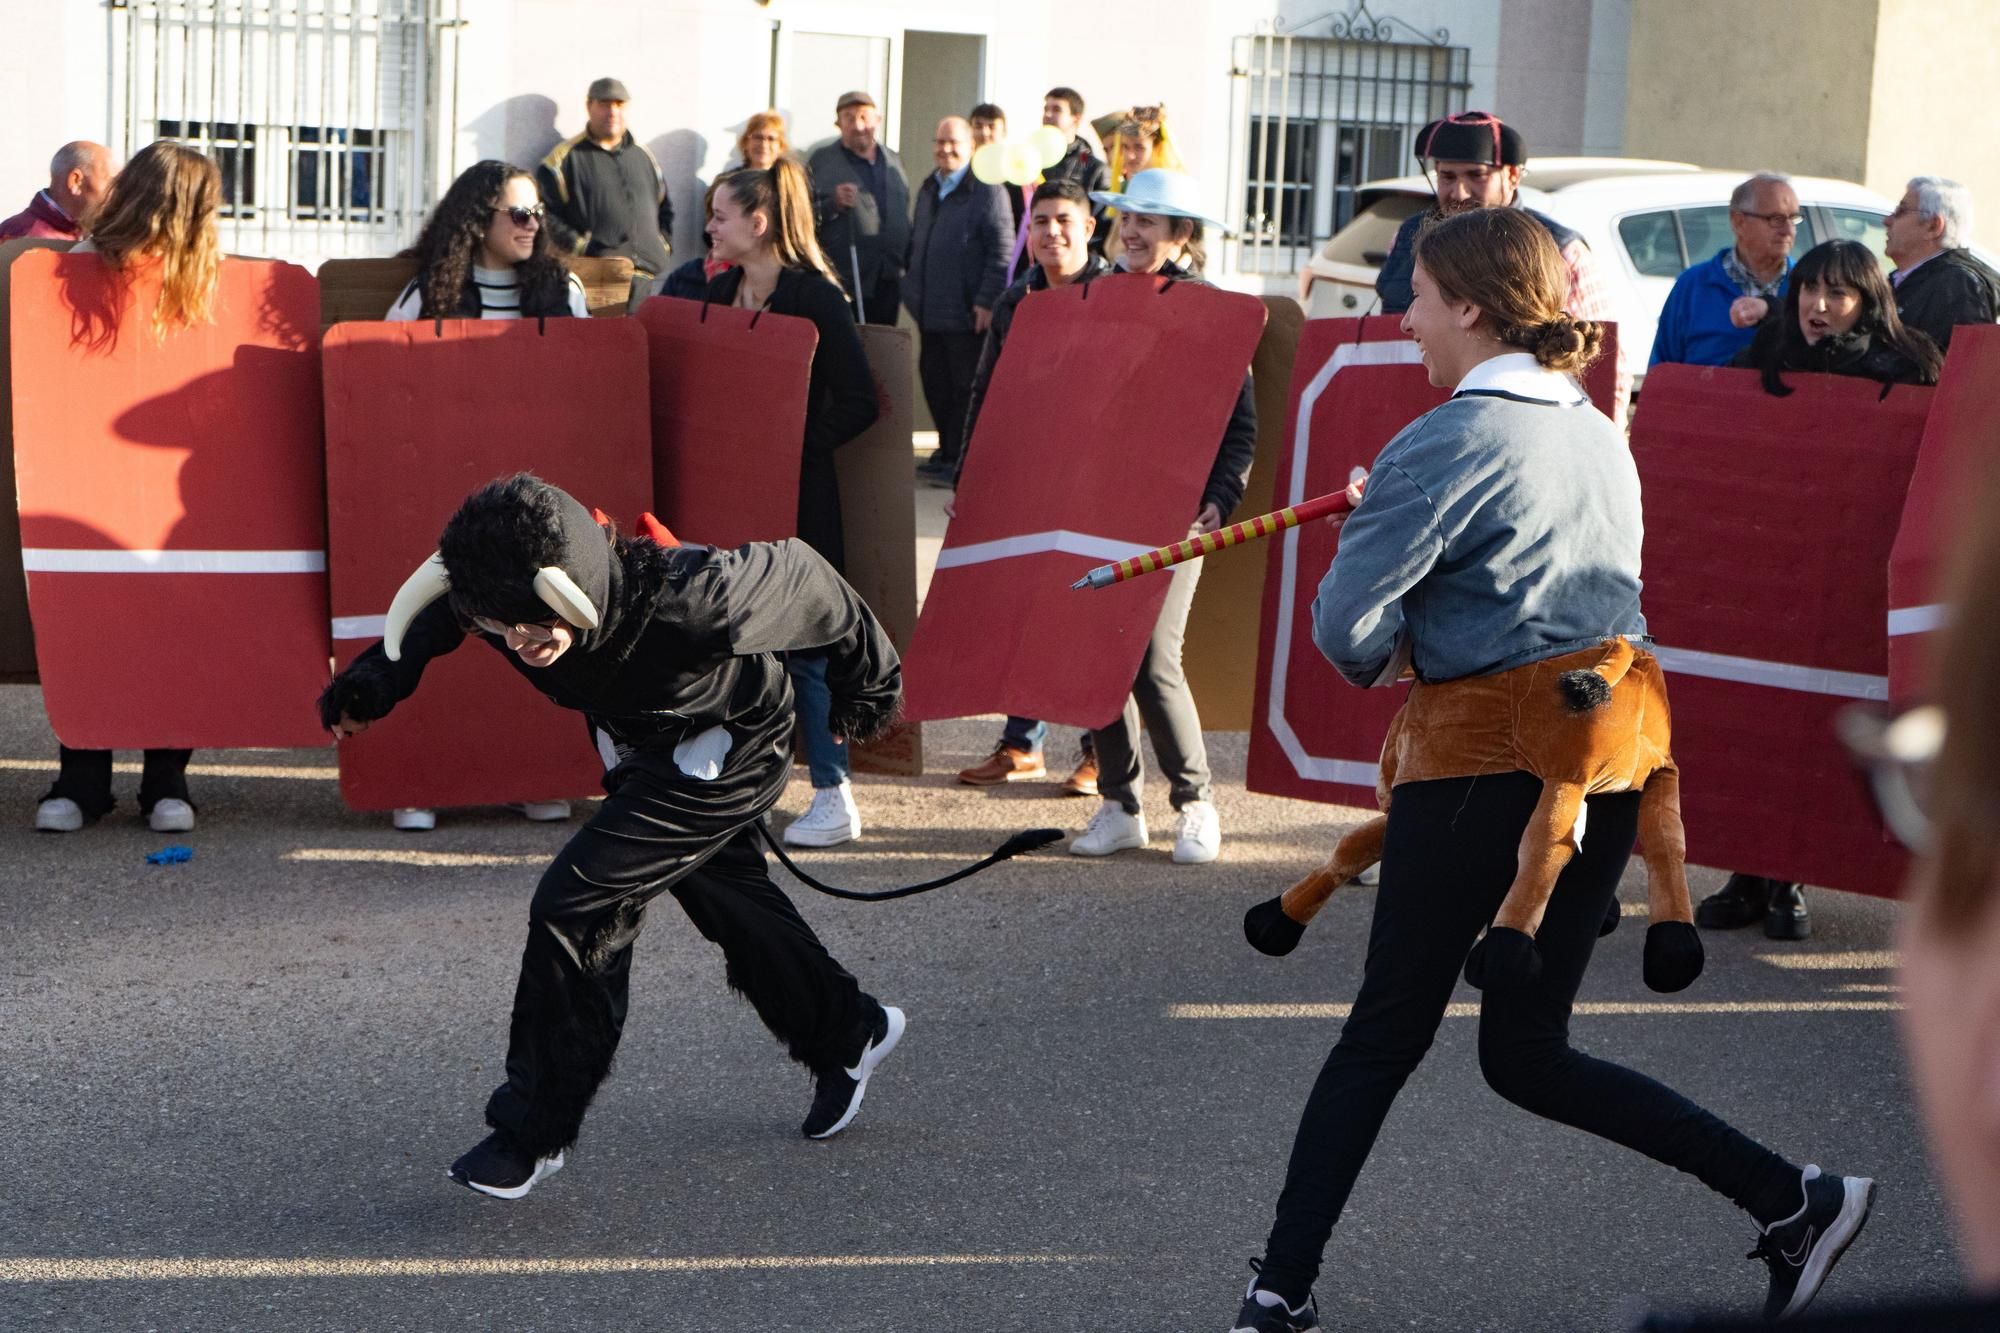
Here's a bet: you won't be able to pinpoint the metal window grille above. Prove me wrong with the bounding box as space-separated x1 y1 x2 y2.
110 0 459 267
1232 8 1470 277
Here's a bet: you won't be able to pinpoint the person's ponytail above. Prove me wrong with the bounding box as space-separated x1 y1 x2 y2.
768 157 844 290
1501 315 1604 375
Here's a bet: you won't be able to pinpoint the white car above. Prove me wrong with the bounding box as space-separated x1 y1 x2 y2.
1299 158 1989 385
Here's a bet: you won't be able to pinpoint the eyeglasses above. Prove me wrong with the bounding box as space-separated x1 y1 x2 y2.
491 204 545 227
1735 210 1803 228
471 615 560 643
1835 702 1944 854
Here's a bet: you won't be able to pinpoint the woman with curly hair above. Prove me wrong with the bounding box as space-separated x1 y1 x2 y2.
35 141 223 835
387 159 587 321
1734 238 1942 396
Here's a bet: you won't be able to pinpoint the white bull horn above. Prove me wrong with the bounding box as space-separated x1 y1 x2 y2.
533 566 601 629
382 553 451 662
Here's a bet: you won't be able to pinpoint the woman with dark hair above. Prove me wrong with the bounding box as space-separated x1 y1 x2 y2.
1734 238 1943 395
703 159 880 848
387 159 587 321
1226 209 1870 1333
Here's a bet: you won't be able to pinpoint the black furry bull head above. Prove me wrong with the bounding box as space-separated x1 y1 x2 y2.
382 474 608 661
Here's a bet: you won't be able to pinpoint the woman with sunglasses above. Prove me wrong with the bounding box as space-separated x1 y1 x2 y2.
387 160 588 321
383 160 587 832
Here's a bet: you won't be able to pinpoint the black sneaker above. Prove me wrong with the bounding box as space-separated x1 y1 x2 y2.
1764 884 1811 940
1695 873 1775 929
1228 1261 1318 1332
801 1003 906 1140
1748 1165 1875 1322
447 1132 566 1200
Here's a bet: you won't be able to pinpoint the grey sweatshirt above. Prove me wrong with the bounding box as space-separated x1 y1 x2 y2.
1311 355 1647 687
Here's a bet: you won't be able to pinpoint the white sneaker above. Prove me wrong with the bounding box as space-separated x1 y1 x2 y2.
783 781 861 848
1070 800 1148 856
35 797 84 832
1171 800 1221 864
510 800 572 822
1352 863 1381 886
148 798 195 833
391 807 437 832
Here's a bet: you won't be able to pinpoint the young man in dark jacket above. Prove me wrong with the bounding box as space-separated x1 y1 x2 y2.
1887 175 2000 351
1041 87 1111 252
536 77 674 284
906 116 1013 481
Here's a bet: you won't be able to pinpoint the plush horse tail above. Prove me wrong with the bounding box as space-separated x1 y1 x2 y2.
1558 636 1636 713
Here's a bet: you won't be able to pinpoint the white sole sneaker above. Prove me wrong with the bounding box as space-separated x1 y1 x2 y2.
148 798 195 833
451 1150 566 1201
511 800 572 822
392 808 437 832
808 1006 906 1141
35 798 84 832
1780 1175 1876 1321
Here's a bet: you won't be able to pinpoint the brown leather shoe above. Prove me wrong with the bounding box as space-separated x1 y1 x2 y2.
957 746 1047 785
1060 755 1099 797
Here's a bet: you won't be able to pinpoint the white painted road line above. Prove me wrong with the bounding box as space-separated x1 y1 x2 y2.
1170 1000 1905 1020
0 1252 1103 1284
283 849 550 868
1753 951 1900 970
0 759 338 781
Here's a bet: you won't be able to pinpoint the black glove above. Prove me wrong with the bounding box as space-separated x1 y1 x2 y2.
317 667 395 732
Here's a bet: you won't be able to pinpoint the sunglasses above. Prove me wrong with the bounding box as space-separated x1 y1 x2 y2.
1835 702 1943 854
492 204 545 227
471 615 561 643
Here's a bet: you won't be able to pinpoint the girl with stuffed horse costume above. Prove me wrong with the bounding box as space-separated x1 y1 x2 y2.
1224 210 1874 1332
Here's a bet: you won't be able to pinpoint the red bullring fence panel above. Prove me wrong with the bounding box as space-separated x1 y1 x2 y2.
10 249 330 748
1632 364 1930 898
322 317 653 811
635 295 817 550
1247 317 1619 810
1888 324 2000 701
901 274 1268 727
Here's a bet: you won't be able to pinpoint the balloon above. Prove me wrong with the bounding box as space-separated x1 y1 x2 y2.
971 142 1009 185
1002 142 1040 187
1029 125 1067 169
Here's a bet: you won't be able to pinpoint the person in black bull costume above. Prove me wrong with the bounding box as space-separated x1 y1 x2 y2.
319 474 909 1198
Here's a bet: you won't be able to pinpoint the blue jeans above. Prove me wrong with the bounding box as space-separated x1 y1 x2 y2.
999 717 1095 758
786 654 849 788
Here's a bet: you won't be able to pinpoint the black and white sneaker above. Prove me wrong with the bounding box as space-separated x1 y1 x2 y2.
1228 1260 1319 1332
447 1132 566 1200
1748 1164 1875 1322
801 1003 906 1140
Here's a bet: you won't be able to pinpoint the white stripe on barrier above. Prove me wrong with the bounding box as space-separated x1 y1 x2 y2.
331 615 387 640
1887 603 1946 636
1650 646 1887 701
21 548 326 574
1170 999 1905 1020
932 529 1154 571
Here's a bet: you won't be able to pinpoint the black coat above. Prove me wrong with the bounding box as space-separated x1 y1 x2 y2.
1376 205 1585 314
1893 247 2000 350
535 132 673 277
902 173 1013 331
1732 318 1940 395
806 141 913 293
705 265 879 572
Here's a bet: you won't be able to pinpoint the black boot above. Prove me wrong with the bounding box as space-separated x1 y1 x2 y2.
1764 883 1811 940
1694 873 1773 930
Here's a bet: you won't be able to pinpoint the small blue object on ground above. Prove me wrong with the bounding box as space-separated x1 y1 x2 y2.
146 845 194 865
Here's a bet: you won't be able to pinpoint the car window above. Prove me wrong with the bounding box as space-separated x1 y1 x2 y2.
1824 207 1890 268
1676 207 1734 266
1618 210 1683 277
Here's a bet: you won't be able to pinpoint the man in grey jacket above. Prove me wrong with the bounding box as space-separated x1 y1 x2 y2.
905 116 1012 481
807 90 911 326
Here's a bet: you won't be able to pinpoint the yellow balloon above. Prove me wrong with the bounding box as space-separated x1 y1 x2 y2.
971 142 1009 185
1030 125 1068 169
1003 142 1041 186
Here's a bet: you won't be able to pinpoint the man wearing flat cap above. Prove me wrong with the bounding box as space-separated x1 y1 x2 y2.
807 89 911 325
537 76 674 286
1375 110 1624 418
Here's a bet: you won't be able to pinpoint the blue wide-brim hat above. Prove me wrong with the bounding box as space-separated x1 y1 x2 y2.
1089 169 1225 231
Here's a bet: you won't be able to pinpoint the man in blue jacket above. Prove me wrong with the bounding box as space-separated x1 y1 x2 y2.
905 116 1012 482
1649 173 1800 368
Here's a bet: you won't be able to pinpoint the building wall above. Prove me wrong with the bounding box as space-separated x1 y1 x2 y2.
0 4 114 216
1865 0 2000 246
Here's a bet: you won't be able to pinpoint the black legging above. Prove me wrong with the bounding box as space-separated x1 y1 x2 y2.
1255 772 1803 1306
48 746 193 817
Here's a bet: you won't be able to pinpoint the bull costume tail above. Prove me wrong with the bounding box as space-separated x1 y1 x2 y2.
757 823 1065 900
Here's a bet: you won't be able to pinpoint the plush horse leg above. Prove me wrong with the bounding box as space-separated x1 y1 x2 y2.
1464 782 1585 989
1243 815 1387 956
1636 766 1704 992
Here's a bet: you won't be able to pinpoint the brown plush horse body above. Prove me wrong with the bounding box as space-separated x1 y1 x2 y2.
1244 638 1705 992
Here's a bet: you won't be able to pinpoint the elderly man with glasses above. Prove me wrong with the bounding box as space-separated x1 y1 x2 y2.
1649 171 1802 368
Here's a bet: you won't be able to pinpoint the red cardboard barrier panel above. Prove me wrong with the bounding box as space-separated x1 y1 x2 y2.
1888 324 2000 700
901 274 1268 726
1247 317 1619 808
322 318 653 811
635 295 816 549
1634 364 1930 897
10 249 330 748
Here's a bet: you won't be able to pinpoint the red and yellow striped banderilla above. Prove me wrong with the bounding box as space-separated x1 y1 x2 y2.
1070 481 1362 591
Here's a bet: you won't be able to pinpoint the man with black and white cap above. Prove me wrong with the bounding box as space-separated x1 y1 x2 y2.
1375 111 1626 419
536 76 674 287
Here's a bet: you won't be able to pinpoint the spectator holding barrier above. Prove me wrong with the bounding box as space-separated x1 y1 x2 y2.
33 141 220 834
0 140 112 242
807 90 910 327
1886 175 2000 352
704 161 881 847
1649 171 1799 369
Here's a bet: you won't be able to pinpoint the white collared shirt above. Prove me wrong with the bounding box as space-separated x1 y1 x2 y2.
1451 351 1586 405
